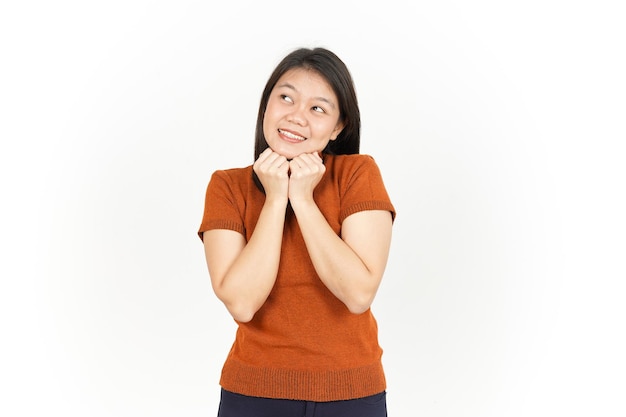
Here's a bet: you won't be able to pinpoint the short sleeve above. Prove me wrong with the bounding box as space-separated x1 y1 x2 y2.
339 155 396 223
197 170 246 240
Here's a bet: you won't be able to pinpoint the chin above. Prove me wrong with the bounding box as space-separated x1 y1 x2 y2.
271 146 299 160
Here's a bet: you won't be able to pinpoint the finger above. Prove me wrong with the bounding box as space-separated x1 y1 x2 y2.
268 154 288 170
288 158 303 171
304 152 323 163
258 151 281 167
254 148 273 166
294 154 322 172
255 153 287 178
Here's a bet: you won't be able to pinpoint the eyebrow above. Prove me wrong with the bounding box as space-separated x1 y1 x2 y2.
276 82 337 109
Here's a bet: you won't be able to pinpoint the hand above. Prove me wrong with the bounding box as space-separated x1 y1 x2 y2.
288 152 325 204
253 148 289 203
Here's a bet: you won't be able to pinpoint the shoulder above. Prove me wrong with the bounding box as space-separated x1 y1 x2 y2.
208 165 254 189
324 153 380 175
323 154 395 222
211 165 254 182
322 153 390 196
205 165 255 198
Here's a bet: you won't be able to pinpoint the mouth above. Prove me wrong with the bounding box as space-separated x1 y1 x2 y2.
278 129 307 142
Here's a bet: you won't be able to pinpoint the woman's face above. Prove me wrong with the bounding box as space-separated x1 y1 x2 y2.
262 68 344 159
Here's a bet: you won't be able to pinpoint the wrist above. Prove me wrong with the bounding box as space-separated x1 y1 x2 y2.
289 195 317 211
264 193 289 208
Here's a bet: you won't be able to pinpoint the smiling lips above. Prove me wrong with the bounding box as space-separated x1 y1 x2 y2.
279 129 307 142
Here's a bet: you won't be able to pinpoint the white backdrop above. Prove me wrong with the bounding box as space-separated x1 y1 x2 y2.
1 1 625 416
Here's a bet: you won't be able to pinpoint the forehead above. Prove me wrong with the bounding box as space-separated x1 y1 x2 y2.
274 68 336 97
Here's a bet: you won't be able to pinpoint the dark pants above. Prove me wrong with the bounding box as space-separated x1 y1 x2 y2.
217 389 388 417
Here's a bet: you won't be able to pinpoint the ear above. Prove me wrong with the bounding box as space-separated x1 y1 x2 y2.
329 120 345 141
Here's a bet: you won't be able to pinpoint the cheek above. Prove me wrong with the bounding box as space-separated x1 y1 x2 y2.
262 108 274 131
262 118 272 139
321 121 340 138
263 103 281 126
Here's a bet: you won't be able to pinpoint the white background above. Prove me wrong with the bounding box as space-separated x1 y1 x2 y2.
1 1 625 416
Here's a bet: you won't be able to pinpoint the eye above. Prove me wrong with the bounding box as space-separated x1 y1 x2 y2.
281 94 293 103
312 105 325 113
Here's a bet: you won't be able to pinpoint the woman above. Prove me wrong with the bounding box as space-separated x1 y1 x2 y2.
199 47 395 417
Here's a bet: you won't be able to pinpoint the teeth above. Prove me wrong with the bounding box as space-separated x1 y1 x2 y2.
279 129 306 141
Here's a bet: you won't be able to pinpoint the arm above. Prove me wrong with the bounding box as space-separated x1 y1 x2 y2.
290 204 392 314
203 149 289 322
288 153 393 314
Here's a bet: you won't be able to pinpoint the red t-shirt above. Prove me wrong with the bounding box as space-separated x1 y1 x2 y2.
198 153 395 401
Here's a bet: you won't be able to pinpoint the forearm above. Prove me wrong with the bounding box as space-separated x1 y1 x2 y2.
215 199 286 322
291 200 384 314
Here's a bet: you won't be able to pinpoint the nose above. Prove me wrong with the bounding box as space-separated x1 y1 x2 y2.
287 105 308 126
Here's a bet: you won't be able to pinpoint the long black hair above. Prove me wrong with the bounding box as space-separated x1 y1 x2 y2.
254 47 361 160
